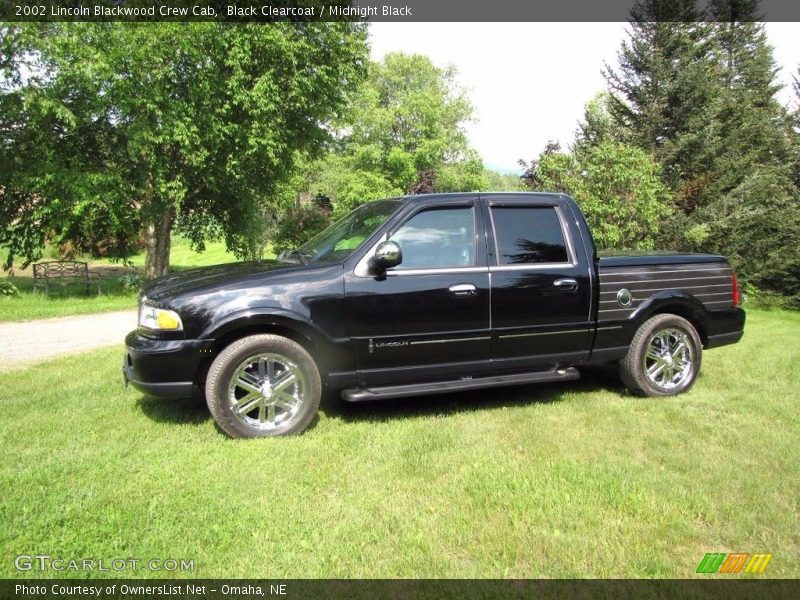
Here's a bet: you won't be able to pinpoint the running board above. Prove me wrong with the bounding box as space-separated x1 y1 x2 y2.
341 367 580 402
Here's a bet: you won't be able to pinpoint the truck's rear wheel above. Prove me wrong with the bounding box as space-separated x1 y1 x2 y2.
206 334 321 438
620 314 702 397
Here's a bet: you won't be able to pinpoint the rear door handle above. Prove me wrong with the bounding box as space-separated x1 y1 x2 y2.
553 278 578 290
449 283 477 297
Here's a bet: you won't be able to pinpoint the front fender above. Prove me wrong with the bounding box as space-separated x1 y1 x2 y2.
199 307 354 376
200 307 329 345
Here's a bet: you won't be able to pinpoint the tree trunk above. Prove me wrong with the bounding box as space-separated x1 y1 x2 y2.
144 210 173 279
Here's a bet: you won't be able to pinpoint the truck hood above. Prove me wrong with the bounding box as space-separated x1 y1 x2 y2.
141 260 301 303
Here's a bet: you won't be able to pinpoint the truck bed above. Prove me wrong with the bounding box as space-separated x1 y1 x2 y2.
596 252 735 324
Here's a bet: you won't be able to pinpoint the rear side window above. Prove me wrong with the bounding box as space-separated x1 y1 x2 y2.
491 206 570 265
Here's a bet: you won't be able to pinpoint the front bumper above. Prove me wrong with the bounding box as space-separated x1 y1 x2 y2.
123 330 212 398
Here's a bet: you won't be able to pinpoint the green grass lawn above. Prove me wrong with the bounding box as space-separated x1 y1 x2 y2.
0 309 797 579
123 238 240 270
0 238 240 322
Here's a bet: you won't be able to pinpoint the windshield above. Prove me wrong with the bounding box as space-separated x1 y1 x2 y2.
295 199 403 263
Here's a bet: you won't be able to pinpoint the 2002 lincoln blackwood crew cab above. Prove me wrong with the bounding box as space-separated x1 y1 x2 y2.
124 193 745 438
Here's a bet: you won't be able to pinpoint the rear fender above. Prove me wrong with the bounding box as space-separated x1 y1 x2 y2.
628 290 711 342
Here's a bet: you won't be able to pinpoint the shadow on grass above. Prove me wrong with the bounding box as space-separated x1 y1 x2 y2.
133 367 626 430
323 366 626 424
135 394 211 426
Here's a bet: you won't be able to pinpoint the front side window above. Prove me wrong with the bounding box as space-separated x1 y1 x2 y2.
389 207 475 270
295 200 402 263
491 206 570 265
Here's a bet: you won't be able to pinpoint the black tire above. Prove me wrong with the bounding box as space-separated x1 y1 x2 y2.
619 314 702 397
206 334 321 438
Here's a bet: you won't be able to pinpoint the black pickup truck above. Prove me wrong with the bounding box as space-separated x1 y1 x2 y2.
124 193 745 437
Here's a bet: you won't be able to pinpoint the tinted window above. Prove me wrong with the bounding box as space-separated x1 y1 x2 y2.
296 200 401 263
492 206 569 265
389 207 475 269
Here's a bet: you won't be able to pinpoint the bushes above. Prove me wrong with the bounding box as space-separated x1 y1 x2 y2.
694 167 800 307
0 281 20 297
524 142 673 251
116 272 146 292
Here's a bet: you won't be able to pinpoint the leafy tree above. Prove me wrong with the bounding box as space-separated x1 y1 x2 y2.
435 151 491 192
795 65 800 99
307 152 403 218
216 52 503 246
575 93 622 149
703 2 794 201
598 0 799 302
694 167 800 305
0 23 368 276
522 141 673 250
794 66 800 187
794 65 800 119
350 53 473 188
479 167 527 193
520 141 567 192
604 1 720 211
307 53 478 214
604 0 793 208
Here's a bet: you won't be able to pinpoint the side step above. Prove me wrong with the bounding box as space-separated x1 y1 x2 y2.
341 367 580 402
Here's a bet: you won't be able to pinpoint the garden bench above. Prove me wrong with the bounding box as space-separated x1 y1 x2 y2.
32 260 90 295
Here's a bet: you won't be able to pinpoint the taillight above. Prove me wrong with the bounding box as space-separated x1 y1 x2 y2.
732 272 740 306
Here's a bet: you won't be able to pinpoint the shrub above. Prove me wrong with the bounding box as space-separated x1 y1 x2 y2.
117 272 146 291
0 281 20 297
696 166 800 306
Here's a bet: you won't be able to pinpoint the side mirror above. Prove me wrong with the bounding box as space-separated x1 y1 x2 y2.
373 240 402 272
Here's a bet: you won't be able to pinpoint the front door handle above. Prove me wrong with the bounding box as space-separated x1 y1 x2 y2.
449 283 477 297
553 278 578 290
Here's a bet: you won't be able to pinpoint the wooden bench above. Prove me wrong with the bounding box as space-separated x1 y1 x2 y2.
32 261 90 295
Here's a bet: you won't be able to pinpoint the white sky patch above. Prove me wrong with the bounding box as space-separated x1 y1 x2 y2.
370 22 800 174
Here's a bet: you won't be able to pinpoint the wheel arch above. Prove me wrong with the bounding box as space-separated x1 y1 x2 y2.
629 291 711 345
195 310 332 385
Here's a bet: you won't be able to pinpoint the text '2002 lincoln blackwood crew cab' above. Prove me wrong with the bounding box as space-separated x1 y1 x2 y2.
124 193 745 437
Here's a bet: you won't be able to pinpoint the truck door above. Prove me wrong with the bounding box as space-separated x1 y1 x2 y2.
483 196 593 372
344 200 492 387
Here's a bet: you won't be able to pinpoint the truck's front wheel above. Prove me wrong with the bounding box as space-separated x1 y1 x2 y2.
206 334 321 438
620 314 702 397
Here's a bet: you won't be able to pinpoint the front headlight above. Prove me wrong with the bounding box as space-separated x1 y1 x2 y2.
138 303 183 331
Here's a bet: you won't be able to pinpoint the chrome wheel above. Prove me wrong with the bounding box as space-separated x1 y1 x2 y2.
642 327 695 392
227 353 307 432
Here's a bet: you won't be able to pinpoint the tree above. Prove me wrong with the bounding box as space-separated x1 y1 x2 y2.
481 168 527 193
794 65 800 118
307 53 478 214
695 167 800 305
521 141 673 251
703 1 794 201
795 65 800 98
519 141 567 192
596 0 800 302
794 66 800 187
604 0 794 213
575 93 622 149
603 1 719 211
0 23 368 276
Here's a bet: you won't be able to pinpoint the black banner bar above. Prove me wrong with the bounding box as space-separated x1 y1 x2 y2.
3 579 800 600
2 0 800 22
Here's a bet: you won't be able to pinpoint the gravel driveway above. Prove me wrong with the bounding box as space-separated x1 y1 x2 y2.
0 310 137 372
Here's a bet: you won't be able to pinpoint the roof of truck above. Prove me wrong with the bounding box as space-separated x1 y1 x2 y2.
399 191 568 202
